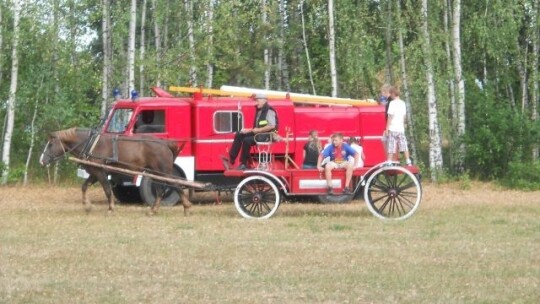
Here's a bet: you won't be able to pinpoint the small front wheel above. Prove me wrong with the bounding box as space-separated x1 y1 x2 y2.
364 166 422 220
234 175 281 219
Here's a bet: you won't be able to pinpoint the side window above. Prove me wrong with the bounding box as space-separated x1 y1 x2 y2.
106 109 133 133
214 111 243 133
134 110 166 133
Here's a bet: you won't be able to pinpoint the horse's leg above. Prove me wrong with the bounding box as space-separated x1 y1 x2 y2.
149 185 163 215
95 171 115 214
82 175 97 212
180 190 193 216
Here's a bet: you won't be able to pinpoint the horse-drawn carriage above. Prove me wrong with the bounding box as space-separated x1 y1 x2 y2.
40 86 422 220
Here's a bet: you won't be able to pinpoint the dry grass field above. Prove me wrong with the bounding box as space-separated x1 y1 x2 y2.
1 182 539 303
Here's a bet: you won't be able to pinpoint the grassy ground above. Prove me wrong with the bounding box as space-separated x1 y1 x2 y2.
0 182 539 303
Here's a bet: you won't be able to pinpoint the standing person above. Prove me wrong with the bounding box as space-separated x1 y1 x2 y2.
317 133 359 195
226 93 278 170
385 86 412 165
348 136 365 168
303 130 321 169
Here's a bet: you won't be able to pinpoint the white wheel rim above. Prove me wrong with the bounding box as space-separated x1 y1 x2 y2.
234 175 281 219
363 166 422 220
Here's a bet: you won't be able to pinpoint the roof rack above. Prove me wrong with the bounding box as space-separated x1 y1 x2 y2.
168 85 378 107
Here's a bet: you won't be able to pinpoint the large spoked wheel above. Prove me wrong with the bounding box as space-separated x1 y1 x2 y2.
234 175 281 219
364 166 422 220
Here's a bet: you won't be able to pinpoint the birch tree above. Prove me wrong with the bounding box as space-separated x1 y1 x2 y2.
396 0 417 163
532 0 539 160
139 0 147 94
152 0 162 87
384 0 394 84
185 0 197 86
205 0 215 88
300 0 316 95
1 0 20 184
262 0 270 89
328 0 338 97
452 0 466 171
421 0 443 179
127 0 136 95
101 0 111 117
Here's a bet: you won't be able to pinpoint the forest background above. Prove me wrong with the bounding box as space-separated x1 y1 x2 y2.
0 0 539 188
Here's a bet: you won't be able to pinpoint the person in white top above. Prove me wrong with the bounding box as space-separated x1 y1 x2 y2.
348 136 365 168
385 86 412 165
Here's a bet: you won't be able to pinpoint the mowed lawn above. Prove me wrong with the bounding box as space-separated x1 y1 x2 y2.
1 182 539 304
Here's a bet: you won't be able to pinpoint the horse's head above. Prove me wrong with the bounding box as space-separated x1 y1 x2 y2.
39 134 66 166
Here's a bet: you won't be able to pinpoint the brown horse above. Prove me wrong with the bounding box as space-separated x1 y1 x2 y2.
39 127 192 215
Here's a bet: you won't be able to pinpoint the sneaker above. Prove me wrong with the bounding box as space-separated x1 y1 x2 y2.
343 187 352 195
327 187 334 195
406 159 412 166
236 164 247 170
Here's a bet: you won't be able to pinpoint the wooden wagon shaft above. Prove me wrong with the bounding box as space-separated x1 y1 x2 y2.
69 157 210 190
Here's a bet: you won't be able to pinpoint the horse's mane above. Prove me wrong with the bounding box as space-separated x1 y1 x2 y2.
51 127 91 141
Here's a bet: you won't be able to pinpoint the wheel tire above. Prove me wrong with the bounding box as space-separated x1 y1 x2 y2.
234 175 281 219
139 167 183 207
364 166 422 220
112 185 142 203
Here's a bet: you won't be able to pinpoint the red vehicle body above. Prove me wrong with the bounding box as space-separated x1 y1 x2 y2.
89 86 422 220
99 87 387 189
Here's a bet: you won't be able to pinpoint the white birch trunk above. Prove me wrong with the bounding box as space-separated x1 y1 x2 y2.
1 0 20 184
206 0 215 88
516 39 528 113
328 0 338 97
532 0 539 160
185 0 197 86
127 0 137 95
24 78 43 186
278 0 289 91
443 0 456 124
0 3 3 85
263 0 270 89
452 0 466 171
101 0 111 117
385 0 394 84
152 0 162 87
300 0 316 95
421 0 443 179
396 0 417 162
140 0 147 94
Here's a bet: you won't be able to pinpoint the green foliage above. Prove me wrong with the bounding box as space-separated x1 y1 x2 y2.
500 161 540 190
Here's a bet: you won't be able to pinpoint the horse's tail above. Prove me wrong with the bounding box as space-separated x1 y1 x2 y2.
166 140 181 160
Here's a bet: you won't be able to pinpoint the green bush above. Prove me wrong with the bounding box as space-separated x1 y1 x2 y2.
499 161 540 190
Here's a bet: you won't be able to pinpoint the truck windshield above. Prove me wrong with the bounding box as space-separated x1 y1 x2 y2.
106 108 133 133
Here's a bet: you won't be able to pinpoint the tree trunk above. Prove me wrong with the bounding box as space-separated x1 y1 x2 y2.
185 0 197 86
300 0 316 95
452 0 466 172
443 0 456 124
128 0 137 95
0 2 3 86
24 78 44 186
262 0 270 89
396 0 418 163
278 0 289 91
421 0 443 180
532 0 539 160
385 0 394 84
206 0 215 88
152 0 162 87
101 0 111 118
328 0 338 97
1 0 20 185
140 0 147 95
515 38 528 113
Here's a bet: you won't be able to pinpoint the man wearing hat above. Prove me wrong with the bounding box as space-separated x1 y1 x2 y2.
226 93 278 170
